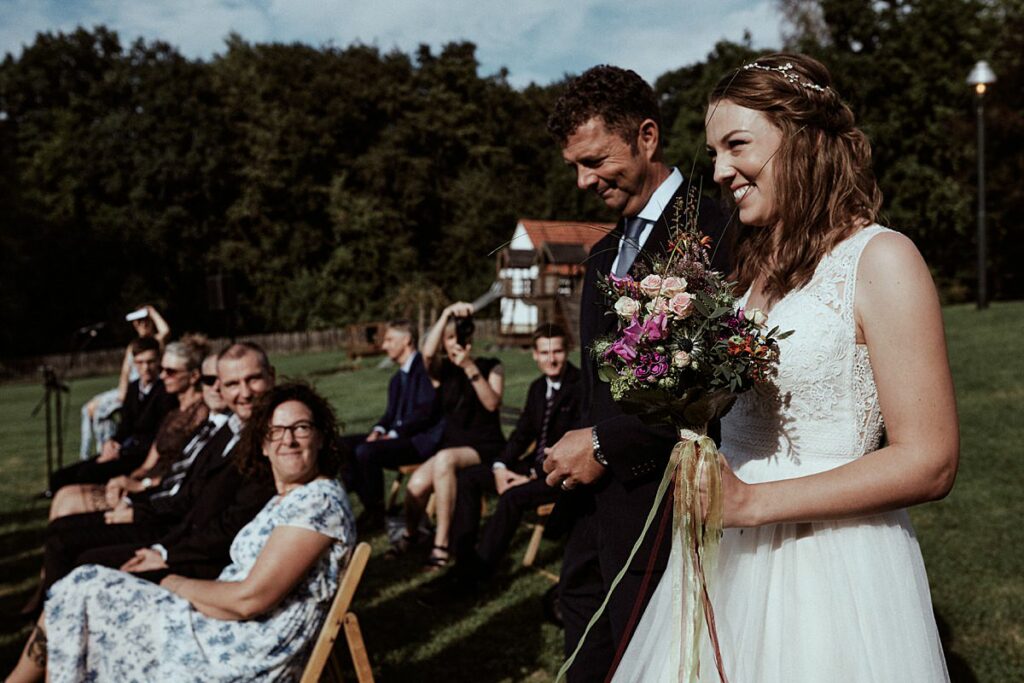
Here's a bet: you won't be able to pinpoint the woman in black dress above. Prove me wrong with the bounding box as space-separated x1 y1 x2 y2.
404 301 505 568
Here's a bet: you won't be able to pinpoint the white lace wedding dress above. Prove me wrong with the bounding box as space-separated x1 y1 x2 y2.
612 226 949 682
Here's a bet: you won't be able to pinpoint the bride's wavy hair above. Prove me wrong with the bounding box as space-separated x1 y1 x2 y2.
709 53 882 305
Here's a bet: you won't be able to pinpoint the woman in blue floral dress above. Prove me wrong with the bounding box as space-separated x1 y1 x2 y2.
7 383 356 683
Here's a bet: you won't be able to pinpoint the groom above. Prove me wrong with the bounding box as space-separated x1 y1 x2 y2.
543 65 730 680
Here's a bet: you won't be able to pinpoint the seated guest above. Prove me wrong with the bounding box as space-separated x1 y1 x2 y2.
451 324 580 585
79 304 171 459
6 383 356 683
49 336 212 521
51 335 178 493
400 302 505 569
33 342 277 604
339 320 441 529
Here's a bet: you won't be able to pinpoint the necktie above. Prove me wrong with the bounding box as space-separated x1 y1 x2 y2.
535 392 557 466
614 216 646 277
396 371 409 427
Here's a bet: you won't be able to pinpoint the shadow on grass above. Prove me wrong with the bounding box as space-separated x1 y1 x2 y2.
936 609 979 683
350 527 564 682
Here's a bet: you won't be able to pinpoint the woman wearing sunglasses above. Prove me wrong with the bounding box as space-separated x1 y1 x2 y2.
48 335 212 521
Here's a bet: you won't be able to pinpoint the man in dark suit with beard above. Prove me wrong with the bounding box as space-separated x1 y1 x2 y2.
542 65 730 681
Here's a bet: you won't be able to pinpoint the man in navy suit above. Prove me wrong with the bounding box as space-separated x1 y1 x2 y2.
542 65 730 681
341 320 442 529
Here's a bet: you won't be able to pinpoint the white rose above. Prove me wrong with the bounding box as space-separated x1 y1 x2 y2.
639 274 663 297
614 296 640 319
661 276 687 296
672 350 691 367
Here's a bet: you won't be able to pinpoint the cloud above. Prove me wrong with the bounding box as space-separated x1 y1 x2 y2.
0 0 783 86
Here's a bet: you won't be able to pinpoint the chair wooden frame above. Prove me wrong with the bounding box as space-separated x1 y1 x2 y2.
300 541 374 683
522 502 558 582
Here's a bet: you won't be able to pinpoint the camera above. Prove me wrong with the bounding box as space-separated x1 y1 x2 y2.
454 315 475 348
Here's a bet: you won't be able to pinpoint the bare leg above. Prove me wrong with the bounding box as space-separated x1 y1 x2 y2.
404 457 437 539
431 447 481 559
6 614 46 683
49 484 109 521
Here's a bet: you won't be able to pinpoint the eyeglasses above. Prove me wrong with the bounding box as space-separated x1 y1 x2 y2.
160 367 185 377
267 421 316 442
200 375 218 386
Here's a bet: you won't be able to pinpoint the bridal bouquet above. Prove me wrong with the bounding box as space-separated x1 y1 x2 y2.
592 212 786 428
559 191 789 683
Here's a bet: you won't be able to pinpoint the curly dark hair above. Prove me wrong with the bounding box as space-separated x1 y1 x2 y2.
236 382 342 480
547 65 662 151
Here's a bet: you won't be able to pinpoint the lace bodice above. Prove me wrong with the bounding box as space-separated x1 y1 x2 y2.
721 226 889 480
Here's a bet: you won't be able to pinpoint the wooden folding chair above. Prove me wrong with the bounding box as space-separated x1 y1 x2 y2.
300 541 374 683
522 502 558 582
385 463 422 512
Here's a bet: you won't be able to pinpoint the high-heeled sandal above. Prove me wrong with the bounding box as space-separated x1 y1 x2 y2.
423 544 450 570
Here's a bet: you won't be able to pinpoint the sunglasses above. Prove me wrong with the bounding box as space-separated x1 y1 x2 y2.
160 367 185 377
200 375 218 386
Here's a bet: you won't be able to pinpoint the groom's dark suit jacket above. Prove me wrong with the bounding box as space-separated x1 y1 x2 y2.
558 181 730 679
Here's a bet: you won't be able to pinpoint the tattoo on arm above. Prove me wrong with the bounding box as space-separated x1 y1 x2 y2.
27 624 47 668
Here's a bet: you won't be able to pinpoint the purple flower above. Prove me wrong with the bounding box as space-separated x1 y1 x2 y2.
641 313 669 342
648 353 669 378
621 317 645 345
608 337 638 362
609 273 636 291
633 364 650 379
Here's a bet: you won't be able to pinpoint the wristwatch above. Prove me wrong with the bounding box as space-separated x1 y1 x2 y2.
591 427 609 467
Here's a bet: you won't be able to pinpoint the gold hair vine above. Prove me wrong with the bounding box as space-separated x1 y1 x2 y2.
741 62 830 93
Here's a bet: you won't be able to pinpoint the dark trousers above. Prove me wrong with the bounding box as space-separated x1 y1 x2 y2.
452 463 560 573
43 512 168 592
49 455 139 493
558 482 672 682
339 433 424 510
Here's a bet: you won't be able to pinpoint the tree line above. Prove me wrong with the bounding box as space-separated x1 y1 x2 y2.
1 0 1020 357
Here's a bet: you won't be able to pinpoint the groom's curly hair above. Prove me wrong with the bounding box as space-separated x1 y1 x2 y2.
547 65 662 152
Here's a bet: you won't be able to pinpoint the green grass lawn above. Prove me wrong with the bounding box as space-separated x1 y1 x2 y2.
1 303 1021 681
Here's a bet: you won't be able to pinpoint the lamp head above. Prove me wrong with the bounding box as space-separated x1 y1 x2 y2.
967 60 996 96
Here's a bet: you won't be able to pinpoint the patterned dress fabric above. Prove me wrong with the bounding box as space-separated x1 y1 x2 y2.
45 478 355 682
612 227 949 682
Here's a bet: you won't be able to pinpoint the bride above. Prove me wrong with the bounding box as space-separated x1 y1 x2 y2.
612 53 958 682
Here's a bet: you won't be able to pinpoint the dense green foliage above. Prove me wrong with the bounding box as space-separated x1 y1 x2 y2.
1 0 1021 357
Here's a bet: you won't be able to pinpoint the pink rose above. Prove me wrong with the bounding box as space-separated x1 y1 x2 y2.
661 276 687 296
673 350 691 367
668 292 693 318
639 274 663 297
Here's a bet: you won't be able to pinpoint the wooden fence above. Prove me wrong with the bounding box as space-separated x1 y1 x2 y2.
1 319 502 382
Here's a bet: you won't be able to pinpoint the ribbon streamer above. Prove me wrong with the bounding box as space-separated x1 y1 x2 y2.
556 427 727 683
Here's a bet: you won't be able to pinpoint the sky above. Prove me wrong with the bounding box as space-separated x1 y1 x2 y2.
0 0 785 87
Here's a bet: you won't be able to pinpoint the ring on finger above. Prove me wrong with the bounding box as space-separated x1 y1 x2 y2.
560 478 575 491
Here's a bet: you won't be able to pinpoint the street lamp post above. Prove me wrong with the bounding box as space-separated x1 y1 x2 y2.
967 60 996 310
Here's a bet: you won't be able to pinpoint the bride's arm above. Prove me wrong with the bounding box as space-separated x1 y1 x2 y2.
723 232 959 528
161 524 333 620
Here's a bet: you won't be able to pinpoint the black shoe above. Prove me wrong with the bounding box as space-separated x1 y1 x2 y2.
542 582 563 628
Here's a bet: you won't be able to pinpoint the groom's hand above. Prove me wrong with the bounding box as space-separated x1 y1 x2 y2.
543 427 605 489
